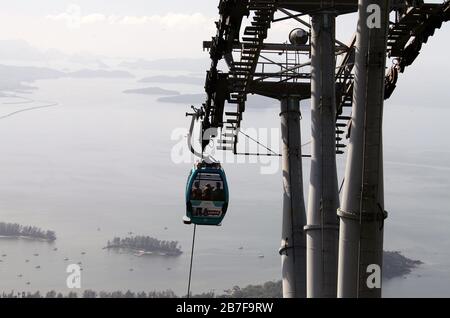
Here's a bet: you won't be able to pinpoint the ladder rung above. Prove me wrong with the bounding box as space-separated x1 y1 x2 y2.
242 37 259 43
218 146 234 151
218 139 234 144
221 133 235 138
233 62 253 66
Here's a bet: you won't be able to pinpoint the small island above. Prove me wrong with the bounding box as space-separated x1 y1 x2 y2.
0 222 56 242
123 87 180 96
383 251 423 279
105 236 182 256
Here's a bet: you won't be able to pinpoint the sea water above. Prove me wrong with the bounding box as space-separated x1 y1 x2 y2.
0 76 449 297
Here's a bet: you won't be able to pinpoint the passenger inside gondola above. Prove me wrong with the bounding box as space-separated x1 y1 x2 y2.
212 182 225 201
191 181 203 200
202 184 213 200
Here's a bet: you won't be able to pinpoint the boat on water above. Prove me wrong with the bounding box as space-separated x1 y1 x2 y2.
64 257 69 261
134 250 145 257
35 265 41 269
258 254 264 258
33 253 39 256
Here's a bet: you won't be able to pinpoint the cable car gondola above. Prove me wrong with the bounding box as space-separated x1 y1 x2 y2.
184 161 229 226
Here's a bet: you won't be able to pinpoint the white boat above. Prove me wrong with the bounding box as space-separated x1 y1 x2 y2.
134 250 145 257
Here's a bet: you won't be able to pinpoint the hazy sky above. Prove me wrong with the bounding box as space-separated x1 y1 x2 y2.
0 1 220 59
0 0 448 61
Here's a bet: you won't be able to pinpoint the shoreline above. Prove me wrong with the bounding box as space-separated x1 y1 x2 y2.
0 250 422 297
0 235 55 243
104 245 182 257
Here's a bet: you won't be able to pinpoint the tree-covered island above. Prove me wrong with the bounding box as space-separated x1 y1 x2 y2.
0 222 56 242
105 236 182 256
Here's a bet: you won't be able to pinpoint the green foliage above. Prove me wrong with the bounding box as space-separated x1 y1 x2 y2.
106 235 182 256
0 222 56 241
218 281 282 298
0 282 282 298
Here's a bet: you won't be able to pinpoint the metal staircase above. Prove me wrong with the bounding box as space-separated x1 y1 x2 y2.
333 0 450 156
335 35 356 155
218 0 277 153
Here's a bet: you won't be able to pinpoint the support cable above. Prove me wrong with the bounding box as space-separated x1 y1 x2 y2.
236 130 312 157
186 224 197 299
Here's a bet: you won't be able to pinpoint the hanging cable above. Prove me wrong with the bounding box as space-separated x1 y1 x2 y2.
186 224 197 298
235 130 312 157
238 129 280 156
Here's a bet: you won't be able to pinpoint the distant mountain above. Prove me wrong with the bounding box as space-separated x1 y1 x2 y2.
123 87 180 96
0 64 64 82
119 58 210 72
0 64 134 93
157 94 205 104
139 75 204 85
0 39 65 62
67 69 134 78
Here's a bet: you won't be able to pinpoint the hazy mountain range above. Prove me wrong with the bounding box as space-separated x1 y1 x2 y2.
119 58 209 73
0 64 134 93
138 75 204 85
123 87 180 96
0 39 109 69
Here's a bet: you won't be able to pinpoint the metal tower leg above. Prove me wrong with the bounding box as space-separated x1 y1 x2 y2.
280 97 307 298
337 0 390 298
306 12 340 298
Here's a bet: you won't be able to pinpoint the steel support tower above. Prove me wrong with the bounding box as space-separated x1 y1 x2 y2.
305 12 340 298
280 97 307 298
337 0 390 298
